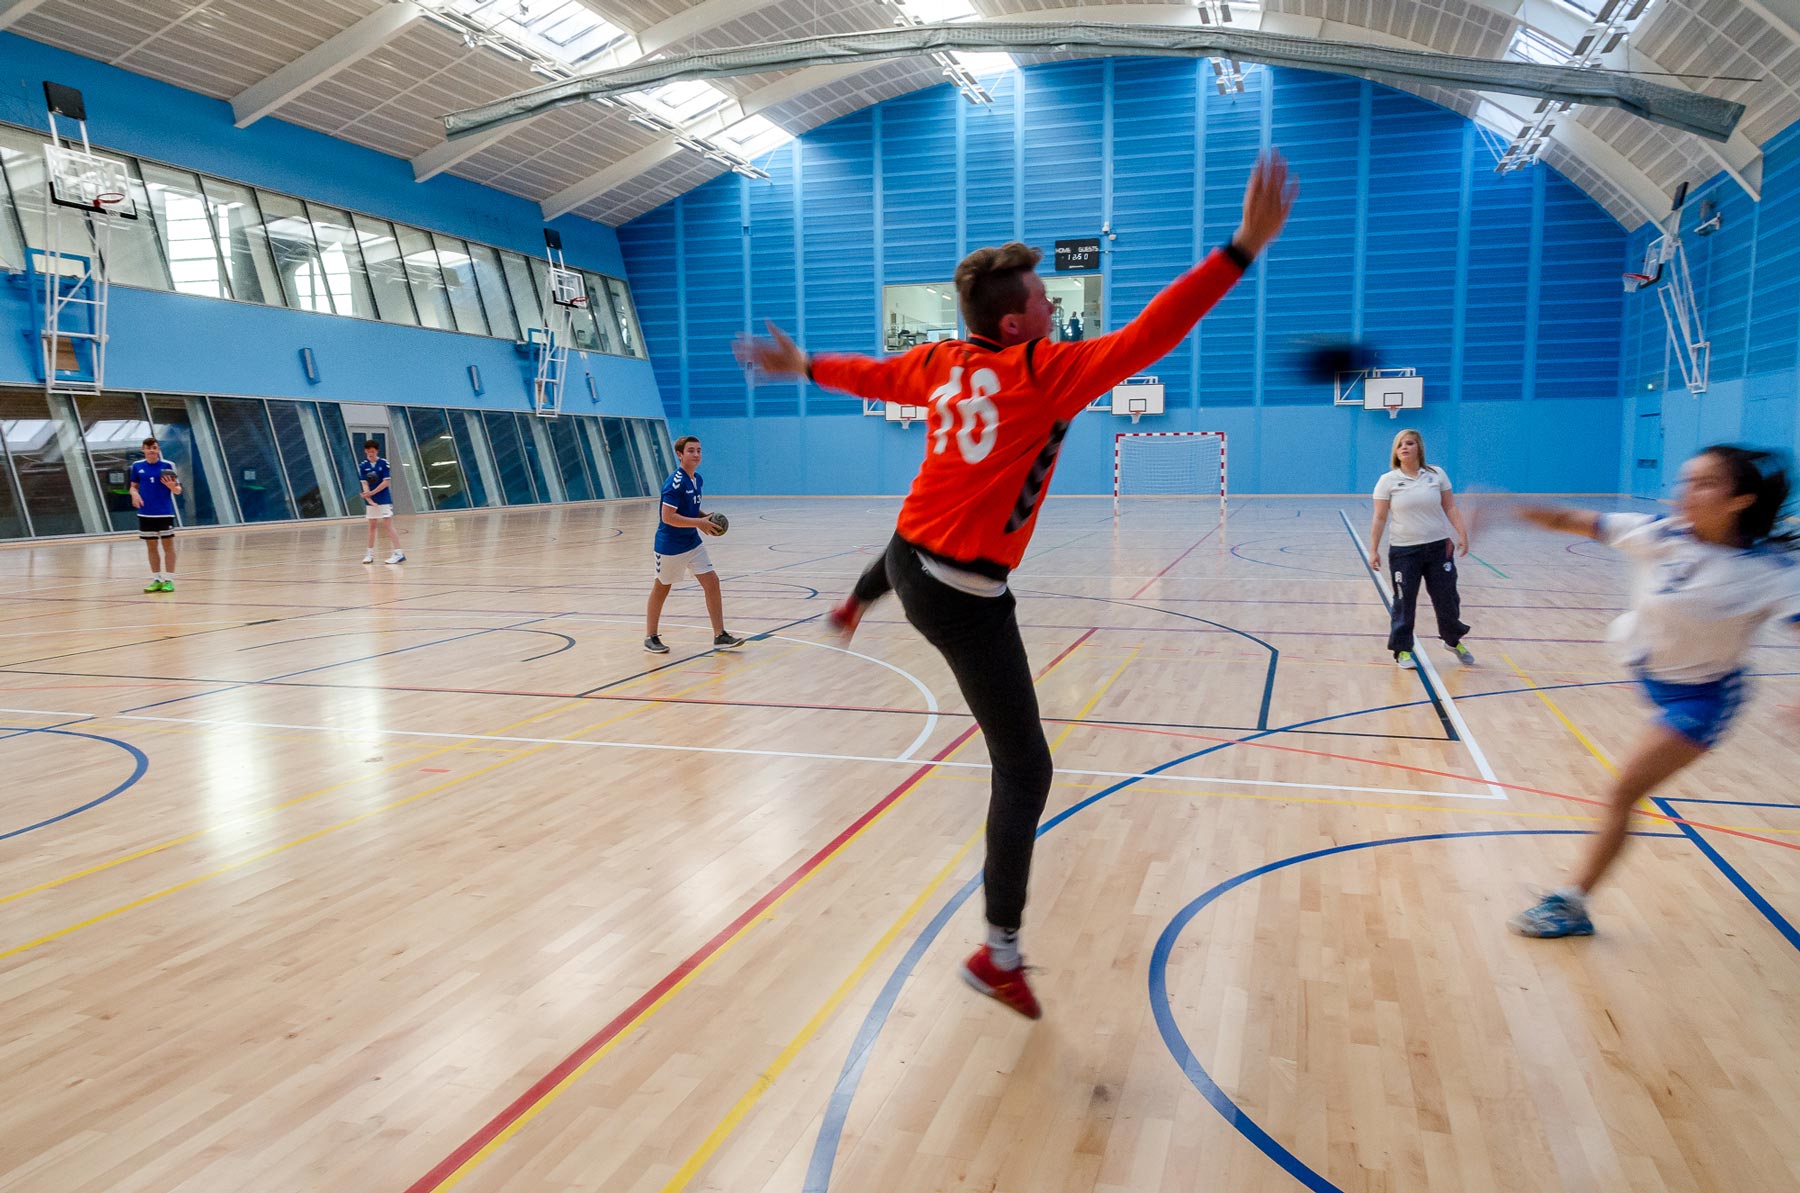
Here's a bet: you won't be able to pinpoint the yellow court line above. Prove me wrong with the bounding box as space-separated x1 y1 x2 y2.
426 638 1110 1191
652 642 1143 1193
0 652 782 941
1502 652 1619 773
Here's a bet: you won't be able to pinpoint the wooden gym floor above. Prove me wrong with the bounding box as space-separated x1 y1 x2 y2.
1 495 1797 1193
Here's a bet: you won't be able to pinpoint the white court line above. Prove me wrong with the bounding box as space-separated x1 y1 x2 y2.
0 706 99 719
105 710 1504 801
1338 511 1508 801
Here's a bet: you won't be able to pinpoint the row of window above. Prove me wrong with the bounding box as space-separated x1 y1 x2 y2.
0 386 675 541
0 122 645 358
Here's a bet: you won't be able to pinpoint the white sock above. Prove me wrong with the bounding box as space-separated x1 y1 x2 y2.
986 924 1021 970
1553 885 1587 907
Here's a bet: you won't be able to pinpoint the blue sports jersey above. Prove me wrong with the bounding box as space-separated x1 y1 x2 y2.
130 459 176 517
654 468 703 554
359 457 394 505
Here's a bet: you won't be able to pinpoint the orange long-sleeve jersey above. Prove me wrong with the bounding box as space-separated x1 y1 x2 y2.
810 245 1250 573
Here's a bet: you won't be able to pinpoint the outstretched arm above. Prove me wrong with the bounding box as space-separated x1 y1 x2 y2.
1039 151 1297 417
734 321 920 403
1516 504 1603 540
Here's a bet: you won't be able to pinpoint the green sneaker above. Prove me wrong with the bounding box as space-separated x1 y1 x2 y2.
1395 650 1417 670
144 579 161 593
159 579 174 592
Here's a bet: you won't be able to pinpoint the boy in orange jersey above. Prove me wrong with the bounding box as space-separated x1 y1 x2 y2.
737 153 1294 1019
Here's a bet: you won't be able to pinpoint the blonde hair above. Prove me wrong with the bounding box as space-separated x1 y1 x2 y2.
1389 428 1435 472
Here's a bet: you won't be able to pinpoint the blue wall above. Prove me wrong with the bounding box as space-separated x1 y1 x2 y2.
620 61 1630 495
0 33 666 418
1621 123 1800 499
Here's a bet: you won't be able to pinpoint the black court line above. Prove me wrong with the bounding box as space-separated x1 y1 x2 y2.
0 666 1447 743
237 626 578 662
1335 511 1460 742
574 610 826 696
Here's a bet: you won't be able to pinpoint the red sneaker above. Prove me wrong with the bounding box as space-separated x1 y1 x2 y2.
959 945 1042 1019
826 596 864 641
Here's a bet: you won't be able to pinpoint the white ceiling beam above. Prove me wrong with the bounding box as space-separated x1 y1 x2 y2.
231 2 426 129
0 0 51 31
1739 0 1800 54
413 123 521 182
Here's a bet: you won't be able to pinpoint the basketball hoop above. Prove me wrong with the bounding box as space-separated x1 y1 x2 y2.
94 192 127 210
1622 271 1656 293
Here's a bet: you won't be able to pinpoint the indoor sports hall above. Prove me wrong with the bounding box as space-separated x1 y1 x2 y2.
1 4 1798 1192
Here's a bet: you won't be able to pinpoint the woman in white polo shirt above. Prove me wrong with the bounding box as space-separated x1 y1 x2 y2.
1367 428 1475 669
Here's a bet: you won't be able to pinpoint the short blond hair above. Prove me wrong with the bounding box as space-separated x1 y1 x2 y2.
954 242 1041 340
1389 428 1433 472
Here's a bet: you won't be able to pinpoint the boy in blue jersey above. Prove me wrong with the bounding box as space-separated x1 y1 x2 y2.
359 441 406 565
644 436 743 653
129 437 183 593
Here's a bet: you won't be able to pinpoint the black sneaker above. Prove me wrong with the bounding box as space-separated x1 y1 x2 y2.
643 635 669 654
713 631 746 649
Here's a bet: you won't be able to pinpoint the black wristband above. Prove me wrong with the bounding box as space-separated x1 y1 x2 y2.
1222 240 1254 270
803 356 815 382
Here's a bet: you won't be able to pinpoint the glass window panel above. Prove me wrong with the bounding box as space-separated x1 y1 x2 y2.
582 271 621 354
305 203 379 319
627 419 661 499
431 232 490 336
467 243 520 340
517 414 561 501
266 400 339 518
382 408 431 512
198 178 281 305
209 397 296 521
0 443 29 538
883 282 958 351
0 126 93 268
575 416 618 499
146 395 229 525
501 251 544 330
104 162 171 290
257 191 334 314
347 214 419 326
1044 274 1102 341
74 392 153 532
481 411 537 504
604 277 645 358
547 416 593 501
602 417 647 497
404 407 471 511
651 420 675 473
140 162 230 298
0 389 105 535
449 410 497 508
396 225 455 330
0 149 25 270
315 401 367 509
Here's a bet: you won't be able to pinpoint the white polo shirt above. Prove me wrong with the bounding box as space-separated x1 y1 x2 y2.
1374 467 1456 547
1600 513 1800 684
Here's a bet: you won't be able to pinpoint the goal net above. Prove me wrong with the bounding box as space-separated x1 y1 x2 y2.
1113 431 1226 513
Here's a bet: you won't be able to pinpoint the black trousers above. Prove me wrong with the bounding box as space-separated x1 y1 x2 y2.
852 535 1052 931
1387 538 1470 653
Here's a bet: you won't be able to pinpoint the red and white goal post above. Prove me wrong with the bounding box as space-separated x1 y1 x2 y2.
1112 431 1227 516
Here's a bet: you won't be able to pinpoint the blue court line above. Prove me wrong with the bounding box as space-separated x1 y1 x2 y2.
1652 795 1800 954
1146 829 1687 1193
0 726 150 841
119 615 554 708
801 673 1800 1190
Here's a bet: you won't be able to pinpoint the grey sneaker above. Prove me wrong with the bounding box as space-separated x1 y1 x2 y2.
1449 642 1477 666
643 635 669 654
1395 650 1417 670
713 631 746 649
1508 891 1594 938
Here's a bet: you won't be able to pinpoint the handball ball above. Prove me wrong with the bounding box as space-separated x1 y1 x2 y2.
707 512 729 535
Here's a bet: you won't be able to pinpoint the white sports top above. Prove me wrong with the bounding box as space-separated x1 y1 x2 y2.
1373 467 1455 547
1600 513 1800 684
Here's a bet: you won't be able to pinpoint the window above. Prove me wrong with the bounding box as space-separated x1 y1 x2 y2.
0 389 104 535
258 191 334 314
449 409 498 507
576 417 619 498
0 442 28 538
103 163 172 291
584 271 622 354
547 416 594 501
146 395 230 525
517 414 560 501
883 282 958 352
501 250 545 331
0 150 23 270
0 126 93 273
140 163 228 298
602 417 647 497
351 214 420 325
315 401 368 511
209 396 295 521
432 233 490 336
405 407 472 510
266 400 342 518
396 224 455 330
73 392 153 532
604 277 644 358
467 243 521 340
1045 274 1102 342
1509 26 1572 66
481 410 538 504
199 178 282 305
305 203 380 320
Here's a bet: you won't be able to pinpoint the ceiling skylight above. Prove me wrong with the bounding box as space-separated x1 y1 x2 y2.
1509 26 1574 67
717 114 795 159
632 79 735 126
426 0 628 68
889 0 1018 78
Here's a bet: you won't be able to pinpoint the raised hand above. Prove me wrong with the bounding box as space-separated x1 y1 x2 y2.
733 321 809 379
1234 150 1297 259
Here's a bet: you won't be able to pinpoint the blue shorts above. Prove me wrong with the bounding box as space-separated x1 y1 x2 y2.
1638 670 1746 749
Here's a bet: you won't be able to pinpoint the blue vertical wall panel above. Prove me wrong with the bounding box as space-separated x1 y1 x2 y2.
681 180 749 418
622 62 1649 495
619 204 684 417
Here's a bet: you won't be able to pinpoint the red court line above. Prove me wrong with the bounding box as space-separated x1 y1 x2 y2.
405 627 1098 1193
1099 722 1800 853
1129 521 1227 600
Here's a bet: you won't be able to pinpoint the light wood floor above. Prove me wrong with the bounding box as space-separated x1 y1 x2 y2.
1 495 1797 1193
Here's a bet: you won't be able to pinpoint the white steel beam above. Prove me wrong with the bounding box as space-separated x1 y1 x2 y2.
231 2 426 129
0 0 52 32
